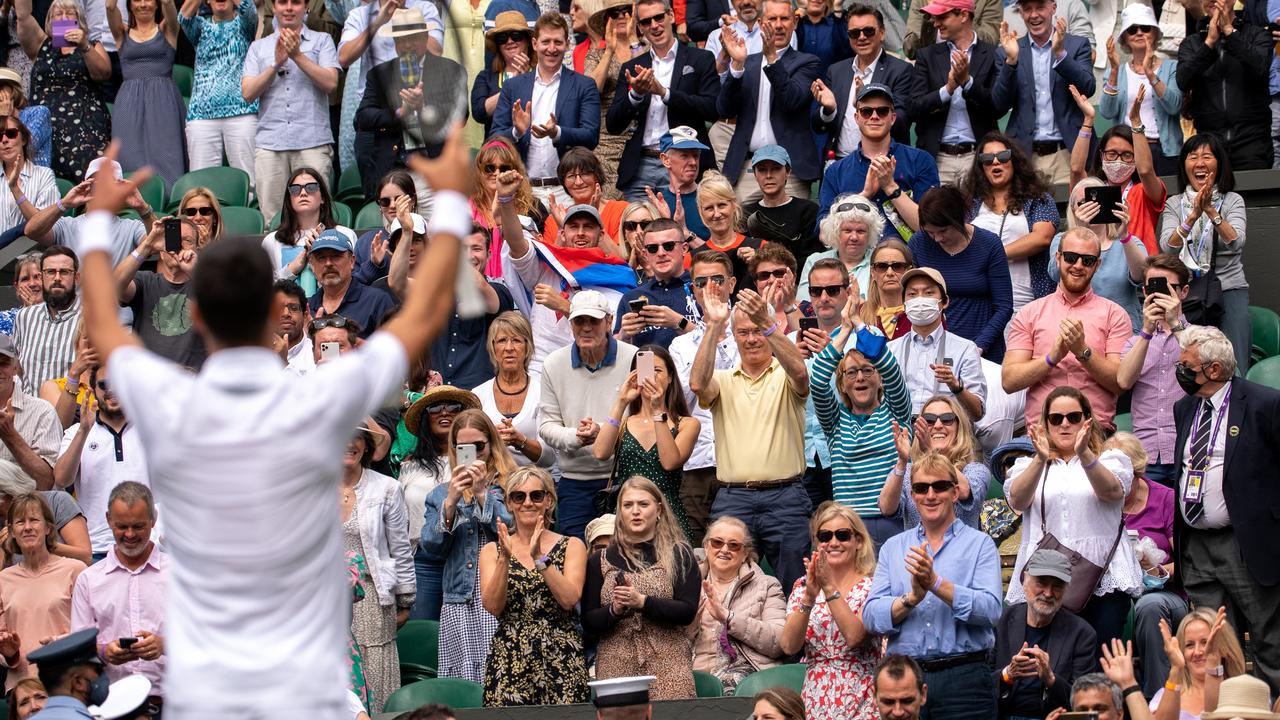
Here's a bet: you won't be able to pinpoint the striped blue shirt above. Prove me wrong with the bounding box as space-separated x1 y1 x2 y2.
811 328 912 515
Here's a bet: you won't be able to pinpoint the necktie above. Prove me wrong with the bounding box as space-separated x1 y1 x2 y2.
1184 398 1213 525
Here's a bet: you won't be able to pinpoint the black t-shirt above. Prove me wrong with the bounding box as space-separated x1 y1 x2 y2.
743 198 823 269
1008 623 1052 716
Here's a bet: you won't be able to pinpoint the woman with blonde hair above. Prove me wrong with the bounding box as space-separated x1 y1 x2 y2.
698 171 760 297
473 312 553 469
856 239 914 339
480 466 589 706
781 501 880 720
582 476 700 700
799 194 883 299
471 136 547 278
177 187 224 245
879 394 991 529
1151 607 1244 719
618 200 660 273
420 409 516 683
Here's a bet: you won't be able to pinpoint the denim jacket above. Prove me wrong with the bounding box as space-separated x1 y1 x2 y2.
419 482 512 604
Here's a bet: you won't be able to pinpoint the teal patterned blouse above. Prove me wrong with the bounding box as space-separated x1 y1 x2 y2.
179 0 260 121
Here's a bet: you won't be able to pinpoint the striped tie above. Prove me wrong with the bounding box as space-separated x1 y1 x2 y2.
1184 399 1213 525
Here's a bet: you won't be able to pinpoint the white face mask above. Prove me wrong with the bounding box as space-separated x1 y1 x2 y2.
904 296 942 326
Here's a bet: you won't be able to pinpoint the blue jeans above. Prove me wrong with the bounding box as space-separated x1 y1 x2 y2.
1219 288 1251 376
863 513 907 555
409 546 443 621
1145 463 1177 490
1135 590 1189 697
557 476 607 542
711 482 812 594
618 155 669 203
921 658 997 720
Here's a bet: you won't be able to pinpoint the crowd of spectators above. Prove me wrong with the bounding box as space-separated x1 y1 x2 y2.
0 0 1277 716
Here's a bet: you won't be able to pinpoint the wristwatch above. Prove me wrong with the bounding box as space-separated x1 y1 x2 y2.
1208 664 1225 678
534 554 551 572
1211 215 1223 227
1170 321 1188 333
652 412 668 423
678 317 690 331
899 593 918 610
884 186 903 201
1078 347 1093 362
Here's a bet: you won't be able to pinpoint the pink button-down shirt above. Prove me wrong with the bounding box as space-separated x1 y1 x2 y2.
71 547 167 693
1007 287 1132 428
1121 321 1185 464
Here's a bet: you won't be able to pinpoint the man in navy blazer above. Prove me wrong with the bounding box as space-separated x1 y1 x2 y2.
684 0 732 42
1170 325 1280 694
991 0 1094 185
606 0 719 200
811 3 914 160
908 0 1003 185
491 11 600 204
716 0 823 203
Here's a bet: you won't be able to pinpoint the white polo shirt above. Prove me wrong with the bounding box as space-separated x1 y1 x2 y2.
58 419 149 553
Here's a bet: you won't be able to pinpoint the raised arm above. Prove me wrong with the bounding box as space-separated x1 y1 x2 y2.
737 288 808 396
105 0 127 56
14 0 47 60
1067 84 1095 190
161 0 181 47
689 294 729 408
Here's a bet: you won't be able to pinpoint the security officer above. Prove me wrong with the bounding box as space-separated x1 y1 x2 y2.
588 675 656 720
28 629 110 720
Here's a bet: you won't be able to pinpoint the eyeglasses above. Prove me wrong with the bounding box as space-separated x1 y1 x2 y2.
692 274 726 288
492 31 529 45
921 412 958 426
1125 24 1155 34
637 11 666 26
1060 251 1100 268
482 163 515 175
287 182 321 196
872 261 911 273
183 206 214 217
755 268 789 282
1047 411 1087 426
623 220 651 233
847 26 877 39
1 128 20 140
309 316 353 332
834 199 874 214
841 366 877 378
427 401 464 414
563 171 595 184
856 106 892 119
281 302 302 313
376 195 405 208
1100 150 1135 163
42 268 74 277
809 284 848 297
706 537 744 552
911 480 958 495
1175 362 1208 376
816 528 854 543
508 489 548 504
644 241 679 254
978 149 1012 166
605 5 632 19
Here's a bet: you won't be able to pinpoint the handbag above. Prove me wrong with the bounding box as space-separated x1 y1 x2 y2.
1030 464 1125 613
592 429 625 516
1181 215 1225 327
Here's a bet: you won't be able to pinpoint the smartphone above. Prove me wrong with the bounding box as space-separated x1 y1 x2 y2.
455 443 477 467
1145 276 1170 297
636 350 656 384
51 19 75 48
1058 713 1100 720
1082 185 1122 225
943 357 954 367
163 218 183 253
1268 21 1280 32
629 297 647 315
118 637 137 649
798 317 819 333
319 341 341 361
616 571 629 586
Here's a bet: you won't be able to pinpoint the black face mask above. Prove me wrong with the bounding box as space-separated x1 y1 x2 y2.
1176 363 1206 396
87 669 110 706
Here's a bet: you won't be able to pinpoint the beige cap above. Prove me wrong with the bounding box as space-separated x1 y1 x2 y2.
585 514 615 545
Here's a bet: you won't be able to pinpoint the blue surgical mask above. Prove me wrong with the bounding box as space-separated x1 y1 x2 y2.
1143 571 1168 590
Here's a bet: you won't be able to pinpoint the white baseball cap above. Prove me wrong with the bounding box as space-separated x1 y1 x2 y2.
569 289 612 320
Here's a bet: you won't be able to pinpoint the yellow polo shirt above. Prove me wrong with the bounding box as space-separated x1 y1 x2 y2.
704 358 807 484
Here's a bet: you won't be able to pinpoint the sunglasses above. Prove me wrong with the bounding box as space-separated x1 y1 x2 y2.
834 199 874 214
644 240 679 254
287 182 321 196
755 268 789 282
1 128 20 140
872 261 911 273
921 412 958 426
492 31 529 45
309 316 352 332
1060 251 1100 268
508 489 547 504
605 5 632 19
96 380 109 392
1047 411 1087 426
841 366 877 379
482 163 515 175
1125 24 1155 33
816 528 854 543
978 149 1012 166
911 480 958 495
692 274 726 288
376 195 405 208
183 206 214 217
707 537 744 552
847 26 877 39
623 219 652 233
637 10 666 26
857 106 892 119
809 284 847 297
427 401 464 414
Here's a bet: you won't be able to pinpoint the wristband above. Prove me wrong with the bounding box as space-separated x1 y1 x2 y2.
762 322 779 337
604 417 620 428
77 211 116 256
427 191 472 239
130 250 147 264
798 601 814 612
56 198 66 212
1123 685 1143 699
1002 667 1013 684
1045 353 1058 368
1078 129 1093 139
14 194 26 206
1082 456 1100 470
497 194 515 204
1139 329 1154 341
1119 233 1133 244
1179 221 1192 235
1164 680 1181 692
931 576 942 592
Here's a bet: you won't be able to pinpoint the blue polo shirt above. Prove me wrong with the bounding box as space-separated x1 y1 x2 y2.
571 336 619 372
431 281 515 390
307 279 399 339
662 189 710 240
816 140 940 242
613 271 699 349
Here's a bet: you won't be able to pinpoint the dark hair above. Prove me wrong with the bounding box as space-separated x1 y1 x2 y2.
808 257 849 284
845 2 885 28
402 705 457 720
1145 253 1191 286
752 688 805 720
378 169 418 208
190 238 276 347
127 0 163 28
963 131 1052 215
306 314 360 344
1040 385 1104 457
626 345 690 419
917 186 968 235
1 114 32 160
1089 125 1137 185
273 278 307 308
41 244 78 272
556 147 604 188
1176 133 1234 194
875 654 925 692
533 9 569 38
748 243 797 277
691 249 733 276
277 167 336 246
643 217 682 238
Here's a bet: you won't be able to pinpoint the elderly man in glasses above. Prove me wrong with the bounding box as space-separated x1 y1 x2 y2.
1003 226 1132 431
615 218 697 349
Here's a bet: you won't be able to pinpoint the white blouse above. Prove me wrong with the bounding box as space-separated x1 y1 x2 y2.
1004 449 1143 603
399 457 449 548
474 375 557 469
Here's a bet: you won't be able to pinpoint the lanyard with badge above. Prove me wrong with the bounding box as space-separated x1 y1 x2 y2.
1183 385 1230 504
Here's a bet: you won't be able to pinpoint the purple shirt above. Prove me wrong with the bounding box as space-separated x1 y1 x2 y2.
71 547 168 693
1123 479 1175 558
1121 323 1184 464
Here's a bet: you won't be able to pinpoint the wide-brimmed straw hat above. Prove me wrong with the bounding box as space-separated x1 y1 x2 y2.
589 0 632 37
404 385 481 435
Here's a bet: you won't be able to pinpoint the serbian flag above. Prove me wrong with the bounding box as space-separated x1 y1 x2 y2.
532 240 638 294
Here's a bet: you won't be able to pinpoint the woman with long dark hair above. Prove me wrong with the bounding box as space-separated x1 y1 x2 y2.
353 169 417 285
261 168 358 296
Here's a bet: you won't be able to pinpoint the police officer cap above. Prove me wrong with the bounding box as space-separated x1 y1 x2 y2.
27 629 104 670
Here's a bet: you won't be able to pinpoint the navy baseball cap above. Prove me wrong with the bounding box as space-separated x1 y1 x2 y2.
309 229 353 255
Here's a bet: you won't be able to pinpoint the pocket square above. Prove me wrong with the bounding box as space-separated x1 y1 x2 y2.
682 65 695 75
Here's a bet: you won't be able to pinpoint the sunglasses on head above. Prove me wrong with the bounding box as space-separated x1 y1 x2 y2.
288 181 321 196
0 128 20 140
1047 411 1087 426
857 105 892 119
872 261 910 273
482 163 515 175
1125 24 1155 33
847 26 877 39
978 149 1012 166
707 537 744 552
605 5 632 19
834 199 874 214
644 240 679 254
637 10 666 26
183 206 214 217
816 528 854 543
492 30 529 45
309 316 352 332
921 412 958 426
692 274 726 288
809 284 847 297
755 268 789 282
911 479 958 495
428 401 464 414
1060 251 1100 268
623 219 651 233
507 489 548 504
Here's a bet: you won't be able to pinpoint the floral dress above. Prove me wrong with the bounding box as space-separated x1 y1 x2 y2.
786 575 880 720
345 552 371 710
614 425 692 541
28 41 110 182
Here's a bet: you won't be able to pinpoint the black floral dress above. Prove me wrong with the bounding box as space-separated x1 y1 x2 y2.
482 537 590 706
616 425 693 541
28 41 110 182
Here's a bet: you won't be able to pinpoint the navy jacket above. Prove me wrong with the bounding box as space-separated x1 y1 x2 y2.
606 43 720 188
491 67 601 165
685 0 732 43
991 33 1096 157
716 49 824 183
993 604 1098 718
812 52 915 155
470 67 503 139
909 39 1002 156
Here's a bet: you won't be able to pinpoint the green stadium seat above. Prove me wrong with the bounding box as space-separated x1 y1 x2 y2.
220 206 265 236
332 200 353 228
1246 356 1280 390
384 678 483 712
168 167 251 211
173 64 194 99
1249 306 1280 365
354 201 382 231
396 619 439 686
1113 413 1133 433
694 670 725 698
335 164 364 205
127 172 166 216
732 664 807 697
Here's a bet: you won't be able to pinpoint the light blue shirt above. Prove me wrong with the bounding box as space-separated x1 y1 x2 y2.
705 20 797 77
939 33 978 145
864 517 1003 659
29 697 92 720
1029 32 1063 142
243 25 340 151
1270 0 1280 94
799 326 840 468
887 326 986 415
